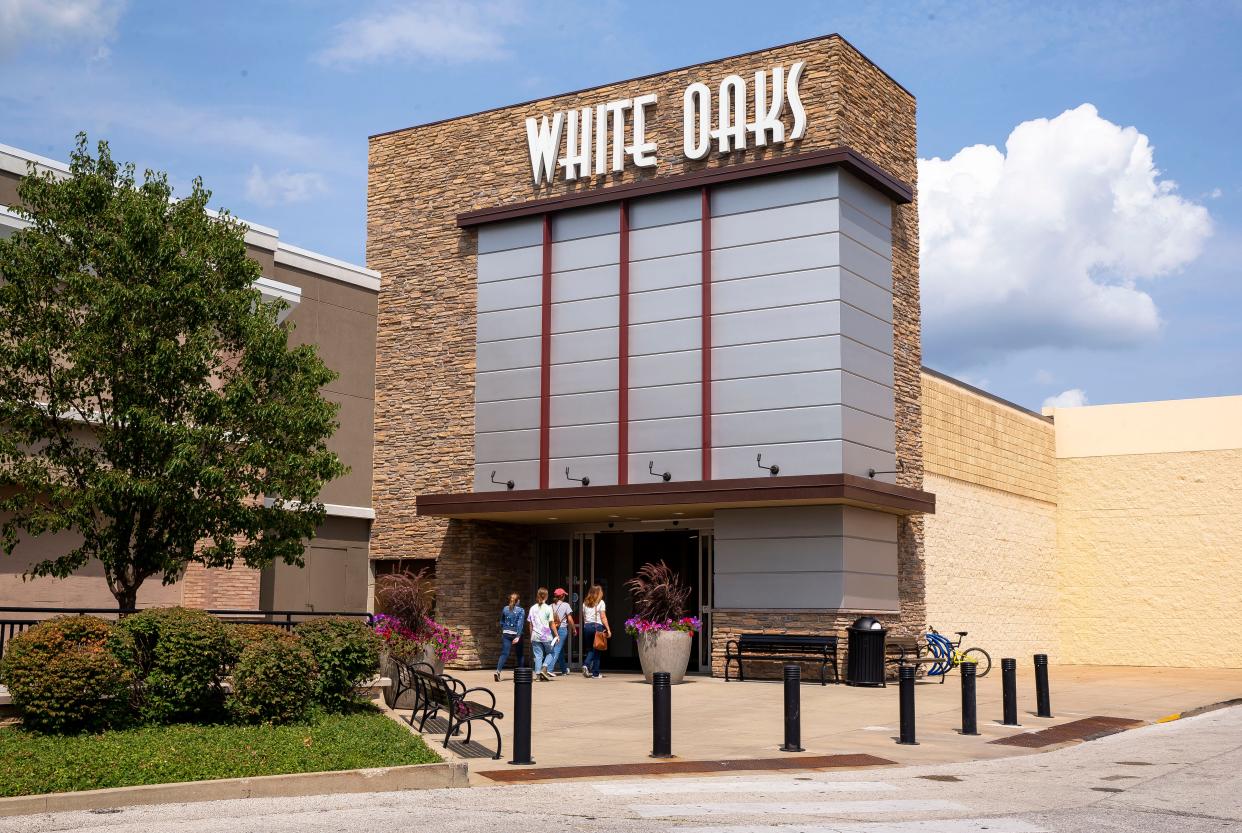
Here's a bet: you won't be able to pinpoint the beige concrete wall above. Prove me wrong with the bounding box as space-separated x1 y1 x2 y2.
1050 396 1242 668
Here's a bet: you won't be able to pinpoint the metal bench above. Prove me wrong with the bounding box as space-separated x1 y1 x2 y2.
724 634 839 685
407 666 504 759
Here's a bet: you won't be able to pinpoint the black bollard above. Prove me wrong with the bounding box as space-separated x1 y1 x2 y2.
960 660 979 735
781 664 805 752
508 666 535 765
1034 654 1053 718
897 665 918 745
651 671 673 759
1001 657 1020 726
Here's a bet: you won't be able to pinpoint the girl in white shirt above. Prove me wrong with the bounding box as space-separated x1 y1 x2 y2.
580 583 611 678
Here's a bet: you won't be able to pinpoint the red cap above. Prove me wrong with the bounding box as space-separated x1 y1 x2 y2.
554 587 567 596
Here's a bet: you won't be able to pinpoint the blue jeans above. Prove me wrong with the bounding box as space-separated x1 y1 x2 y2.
583 623 603 677
532 639 553 673
496 633 524 672
551 625 569 673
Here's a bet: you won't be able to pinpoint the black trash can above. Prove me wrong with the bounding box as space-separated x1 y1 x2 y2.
845 616 887 687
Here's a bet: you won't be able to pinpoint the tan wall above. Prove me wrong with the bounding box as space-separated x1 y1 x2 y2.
1050 396 1242 668
368 34 925 666
921 373 1061 661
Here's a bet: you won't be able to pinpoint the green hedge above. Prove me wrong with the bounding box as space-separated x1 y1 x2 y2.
0 617 135 734
229 636 320 725
294 618 381 711
120 607 234 723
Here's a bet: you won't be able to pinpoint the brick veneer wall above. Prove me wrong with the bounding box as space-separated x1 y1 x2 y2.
368 34 923 669
180 563 261 609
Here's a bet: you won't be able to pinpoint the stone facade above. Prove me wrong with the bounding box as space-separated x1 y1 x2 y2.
368 35 923 669
180 563 262 610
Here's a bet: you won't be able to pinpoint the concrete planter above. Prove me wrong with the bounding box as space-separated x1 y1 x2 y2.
636 629 694 684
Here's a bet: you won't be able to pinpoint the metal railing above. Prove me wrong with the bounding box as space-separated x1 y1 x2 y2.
0 606 371 660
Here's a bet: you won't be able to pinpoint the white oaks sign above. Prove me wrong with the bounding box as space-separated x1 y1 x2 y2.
525 61 807 185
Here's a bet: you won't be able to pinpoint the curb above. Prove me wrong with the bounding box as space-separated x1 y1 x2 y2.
1155 697 1242 724
0 761 468 818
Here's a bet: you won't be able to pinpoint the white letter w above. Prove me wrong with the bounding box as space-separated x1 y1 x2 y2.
526 112 565 186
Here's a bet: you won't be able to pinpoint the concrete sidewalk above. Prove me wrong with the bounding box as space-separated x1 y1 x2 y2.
402 665 1241 779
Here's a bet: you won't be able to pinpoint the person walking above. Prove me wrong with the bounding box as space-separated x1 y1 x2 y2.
548 588 577 675
581 583 611 678
495 593 525 682
527 587 559 681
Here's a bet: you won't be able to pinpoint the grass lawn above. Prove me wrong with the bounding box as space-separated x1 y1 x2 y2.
0 708 441 798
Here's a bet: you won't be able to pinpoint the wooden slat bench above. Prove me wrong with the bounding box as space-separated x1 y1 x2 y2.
724 634 839 685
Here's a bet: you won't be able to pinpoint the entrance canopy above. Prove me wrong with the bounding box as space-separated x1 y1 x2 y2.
416 473 934 524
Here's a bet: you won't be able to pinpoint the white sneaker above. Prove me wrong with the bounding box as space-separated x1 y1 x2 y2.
582 666 591 678
494 671 501 682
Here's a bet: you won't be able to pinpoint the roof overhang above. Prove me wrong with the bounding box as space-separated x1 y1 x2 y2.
416 473 934 524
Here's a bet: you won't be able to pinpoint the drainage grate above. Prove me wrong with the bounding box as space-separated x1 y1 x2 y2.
479 753 896 783
989 716 1144 748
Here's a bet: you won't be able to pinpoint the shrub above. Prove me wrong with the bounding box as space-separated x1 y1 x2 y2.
295 618 381 711
374 567 435 632
227 623 292 653
0 616 135 734
229 637 319 724
119 607 234 723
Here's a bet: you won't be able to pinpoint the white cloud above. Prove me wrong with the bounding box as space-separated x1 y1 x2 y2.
317 1 520 67
245 166 328 207
0 0 125 60
919 104 1213 366
1043 388 1089 409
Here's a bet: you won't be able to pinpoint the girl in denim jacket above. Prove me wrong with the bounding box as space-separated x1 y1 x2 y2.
495 593 526 681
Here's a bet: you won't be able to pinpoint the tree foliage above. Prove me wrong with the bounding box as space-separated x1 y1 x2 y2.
0 136 345 608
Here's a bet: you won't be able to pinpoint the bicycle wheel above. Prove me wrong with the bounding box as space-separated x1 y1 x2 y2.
962 648 991 677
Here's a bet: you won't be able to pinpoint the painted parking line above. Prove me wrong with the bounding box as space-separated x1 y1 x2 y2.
630 799 969 818
594 777 897 795
672 819 1046 833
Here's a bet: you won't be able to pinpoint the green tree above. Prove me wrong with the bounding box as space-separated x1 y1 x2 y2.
0 136 346 609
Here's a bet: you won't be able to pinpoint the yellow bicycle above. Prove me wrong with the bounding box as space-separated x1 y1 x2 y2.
925 625 992 680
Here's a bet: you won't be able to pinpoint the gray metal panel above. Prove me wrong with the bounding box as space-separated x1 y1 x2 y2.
842 407 896 453
629 318 701 356
713 370 840 414
478 217 543 254
713 406 841 448
714 506 845 540
477 336 541 372
629 221 700 261
550 358 617 395
712 440 843 480
476 367 540 403
839 235 892 290
551 295 619 334
712 267 839 315
552 233 620 271
551 264 619 303
629 284 699 325
841 441 896 482
550 390 618 428
474 460 541 492
478 244 542 283
841 506 900 542
715 537 842 573
842 339 893 388
710 168 837 217
839 169 893 228
477 274 541 313
713 336 843 381
630 191 701 229
476 428 540 464
548 453 617 488
552 204 619 242
629 348 699 388
713 572 844 610
840 269 893 323
550 422 618 458
629 251 699 292
712 302 839 348
711 200 837 249
711 234 836 283
551 327 619 364
476 396 540 433
627 449 701 484
840 303 893 354
477 305 541 343
628 415 700 453
842 373 894 420
629 381 700 421
840 201 892 257
840 571 899 611
840 537 899 574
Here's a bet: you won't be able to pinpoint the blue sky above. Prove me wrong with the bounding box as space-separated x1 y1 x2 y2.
2 1 1240 411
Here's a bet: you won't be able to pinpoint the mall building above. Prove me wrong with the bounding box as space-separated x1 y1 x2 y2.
3 35 1239 669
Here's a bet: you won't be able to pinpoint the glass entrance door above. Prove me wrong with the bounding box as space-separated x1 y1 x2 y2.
571 532 594 671
698 531 714 669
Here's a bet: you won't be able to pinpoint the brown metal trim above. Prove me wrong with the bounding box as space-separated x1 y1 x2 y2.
456 147 912 228
368 33 912 139
416 473 935 518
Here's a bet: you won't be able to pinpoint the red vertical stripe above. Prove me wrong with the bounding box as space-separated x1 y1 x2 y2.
539 214 552 490
700 187 712 481
618 201 630 485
